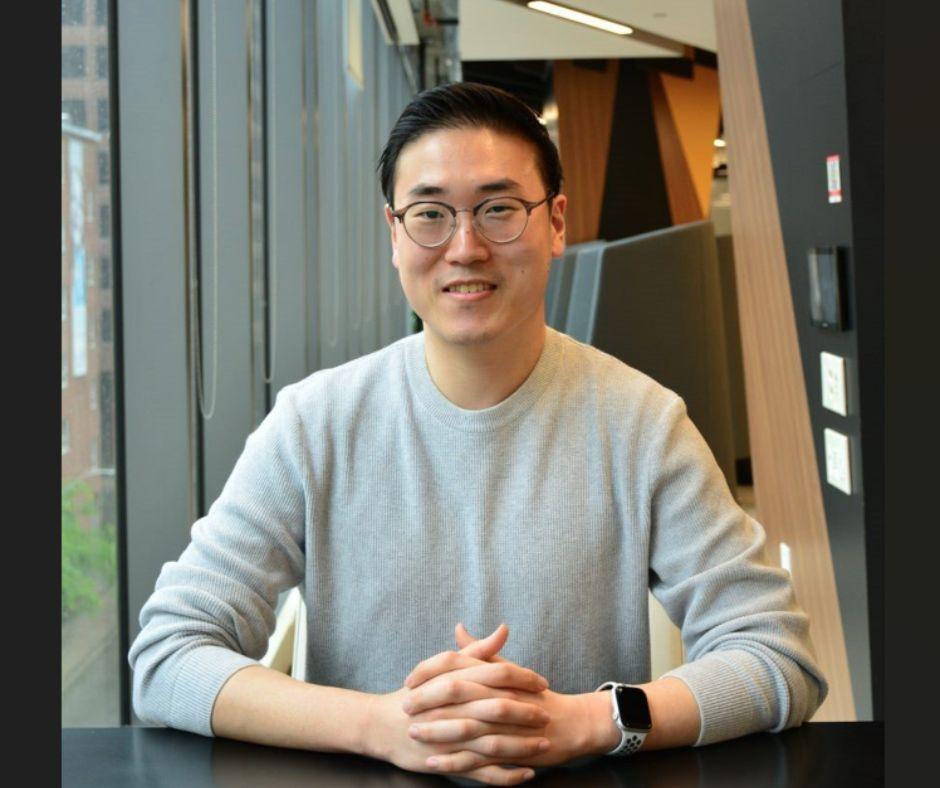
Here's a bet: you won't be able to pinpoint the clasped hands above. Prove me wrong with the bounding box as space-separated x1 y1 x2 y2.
365 623 610 786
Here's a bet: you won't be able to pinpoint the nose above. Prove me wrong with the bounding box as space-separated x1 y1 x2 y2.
444 210 489 265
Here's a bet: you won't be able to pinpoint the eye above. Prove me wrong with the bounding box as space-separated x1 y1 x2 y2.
412 206 447 221
481 200 521 220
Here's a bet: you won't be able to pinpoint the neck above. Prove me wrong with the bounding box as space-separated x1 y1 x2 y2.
423 321 547 410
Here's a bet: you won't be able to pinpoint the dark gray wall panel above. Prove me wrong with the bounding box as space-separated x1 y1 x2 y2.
196 0 255 507
303 0 321 374
269 0 308 397
747 0 882 719
117 0 193 656
314 0 347 369
313 0 413 370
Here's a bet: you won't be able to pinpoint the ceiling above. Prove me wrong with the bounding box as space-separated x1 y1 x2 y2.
457 0 717 61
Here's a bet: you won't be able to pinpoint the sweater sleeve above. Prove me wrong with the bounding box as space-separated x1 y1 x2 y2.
645 395 828 746
127 386 308 736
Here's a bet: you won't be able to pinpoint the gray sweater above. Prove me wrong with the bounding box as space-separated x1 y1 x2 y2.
129 327 826 747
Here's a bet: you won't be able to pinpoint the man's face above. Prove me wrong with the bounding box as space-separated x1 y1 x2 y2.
385 126 566 350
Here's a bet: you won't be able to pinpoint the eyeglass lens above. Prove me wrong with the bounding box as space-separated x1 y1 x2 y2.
402 198 530 246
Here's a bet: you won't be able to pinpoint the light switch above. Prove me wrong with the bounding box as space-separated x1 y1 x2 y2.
820 352 848 415
824 428 852 494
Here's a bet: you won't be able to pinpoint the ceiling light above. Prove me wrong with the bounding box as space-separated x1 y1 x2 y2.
714 138 727 148
526 1 634 36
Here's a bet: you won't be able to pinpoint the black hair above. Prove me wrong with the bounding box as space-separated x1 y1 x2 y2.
377 82 563 208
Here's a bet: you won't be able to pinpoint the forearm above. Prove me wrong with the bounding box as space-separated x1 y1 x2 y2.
210 664 375 755
584 677 700 755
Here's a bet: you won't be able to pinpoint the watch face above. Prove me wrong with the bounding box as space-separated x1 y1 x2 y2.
613 686 652 731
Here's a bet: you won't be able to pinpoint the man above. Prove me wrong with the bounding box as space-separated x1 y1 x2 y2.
129 83 826 786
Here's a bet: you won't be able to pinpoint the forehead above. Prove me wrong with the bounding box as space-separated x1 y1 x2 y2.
393 127 541 202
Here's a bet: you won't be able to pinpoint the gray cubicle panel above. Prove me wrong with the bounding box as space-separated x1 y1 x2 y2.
715 234 751 470
564 221 737 491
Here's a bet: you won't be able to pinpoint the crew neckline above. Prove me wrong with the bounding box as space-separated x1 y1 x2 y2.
405 327 565 432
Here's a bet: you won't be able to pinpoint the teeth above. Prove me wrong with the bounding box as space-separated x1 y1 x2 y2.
450 283 492 293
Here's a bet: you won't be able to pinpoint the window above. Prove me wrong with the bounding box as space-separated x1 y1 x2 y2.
99 373 115 467
100 204 110 238
62 47 87 79
63 0 85 25
62 99 86 128
101 309 113 343
62 6 120 728
100 256 111 289
98 152 109 186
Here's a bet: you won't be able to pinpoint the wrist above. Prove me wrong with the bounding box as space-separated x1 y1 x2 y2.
582 690 621 756
354 690 386 759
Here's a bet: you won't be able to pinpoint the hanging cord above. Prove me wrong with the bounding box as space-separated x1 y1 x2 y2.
194 0 221 419
262 0 278 384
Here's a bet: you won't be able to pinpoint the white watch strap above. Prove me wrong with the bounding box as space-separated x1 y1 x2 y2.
596 681 649 756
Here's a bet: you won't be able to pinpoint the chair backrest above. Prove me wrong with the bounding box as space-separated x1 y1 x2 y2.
546 240 604 331
563 221 737 490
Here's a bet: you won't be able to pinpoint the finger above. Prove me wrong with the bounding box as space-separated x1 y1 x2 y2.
409 718 542 744
457 622 510 663
421 696 551 728
427 734 548 772
460 765 537 785
434 661 549 694
465 734 551 761
407 665 547 710
404 650 490 689
404 678 523 715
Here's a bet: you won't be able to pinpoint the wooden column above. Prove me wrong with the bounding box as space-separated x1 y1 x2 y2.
553 59 618 244
714 0 855 720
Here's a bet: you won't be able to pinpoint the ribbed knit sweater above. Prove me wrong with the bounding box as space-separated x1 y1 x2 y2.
128 327 827 747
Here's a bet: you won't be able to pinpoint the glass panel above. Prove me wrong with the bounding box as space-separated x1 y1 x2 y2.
61 0 121 727
63 0 85 26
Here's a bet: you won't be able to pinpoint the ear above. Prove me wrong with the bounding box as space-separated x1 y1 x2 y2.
384 204 401 270
549 193 567 259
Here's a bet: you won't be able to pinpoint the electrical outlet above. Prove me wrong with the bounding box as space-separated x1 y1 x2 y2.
824 428 852 494
820 352 848 415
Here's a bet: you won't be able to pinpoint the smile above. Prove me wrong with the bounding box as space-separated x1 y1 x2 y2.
443 282 497 294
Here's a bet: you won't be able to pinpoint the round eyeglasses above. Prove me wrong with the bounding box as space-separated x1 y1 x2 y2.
391 193 556 248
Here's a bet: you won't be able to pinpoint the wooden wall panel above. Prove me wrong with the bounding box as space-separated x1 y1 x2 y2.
659 64 722 217
714 0 855 721
552 60 618 244
648 72 703 225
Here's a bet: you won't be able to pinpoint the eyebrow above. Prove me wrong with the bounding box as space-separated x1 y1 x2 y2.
406 178 524 198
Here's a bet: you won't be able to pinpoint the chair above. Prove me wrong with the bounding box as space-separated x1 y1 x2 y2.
262 587 681 682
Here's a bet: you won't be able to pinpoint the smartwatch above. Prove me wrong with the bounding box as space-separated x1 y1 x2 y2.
595 682 652 756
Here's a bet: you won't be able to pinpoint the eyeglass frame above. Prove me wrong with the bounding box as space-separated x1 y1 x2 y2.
389 191 558 248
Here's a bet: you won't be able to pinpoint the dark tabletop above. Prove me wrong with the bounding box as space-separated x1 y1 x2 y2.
62 722 883 787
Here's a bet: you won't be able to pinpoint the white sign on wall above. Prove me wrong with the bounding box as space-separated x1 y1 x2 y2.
826 154 842 204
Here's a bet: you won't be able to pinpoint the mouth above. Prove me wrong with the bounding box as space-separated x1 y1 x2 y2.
442 282 497 295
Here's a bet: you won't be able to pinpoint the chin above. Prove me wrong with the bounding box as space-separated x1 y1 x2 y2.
428 321 500 347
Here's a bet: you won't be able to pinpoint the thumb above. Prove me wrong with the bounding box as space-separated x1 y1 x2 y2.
456 622 509 662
